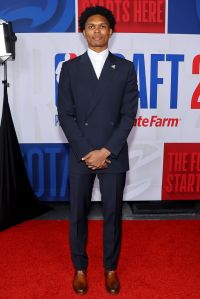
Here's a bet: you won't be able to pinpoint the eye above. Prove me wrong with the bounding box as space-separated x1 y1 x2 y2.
87 24 94 30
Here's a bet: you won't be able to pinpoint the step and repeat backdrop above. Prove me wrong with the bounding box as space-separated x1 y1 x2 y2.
0 0 199 201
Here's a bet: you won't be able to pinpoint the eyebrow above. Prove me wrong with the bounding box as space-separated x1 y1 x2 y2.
86 22 109 25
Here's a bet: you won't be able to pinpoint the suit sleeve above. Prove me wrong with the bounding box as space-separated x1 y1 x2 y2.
57 63 94 161
105 63 138 157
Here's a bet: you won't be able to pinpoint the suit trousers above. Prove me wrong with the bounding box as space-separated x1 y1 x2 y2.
69 172 126 271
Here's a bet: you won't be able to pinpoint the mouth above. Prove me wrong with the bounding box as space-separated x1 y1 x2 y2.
93 36 102 41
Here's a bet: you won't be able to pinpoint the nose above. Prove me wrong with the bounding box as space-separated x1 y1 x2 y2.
94 25 100 33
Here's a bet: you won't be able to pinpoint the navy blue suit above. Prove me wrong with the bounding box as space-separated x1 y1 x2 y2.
58 51 138 270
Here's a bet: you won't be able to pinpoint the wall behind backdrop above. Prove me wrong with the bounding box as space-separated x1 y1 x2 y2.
0 0 199 202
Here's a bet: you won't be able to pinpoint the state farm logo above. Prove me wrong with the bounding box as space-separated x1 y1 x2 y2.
78 0 165 33
134 115 180 127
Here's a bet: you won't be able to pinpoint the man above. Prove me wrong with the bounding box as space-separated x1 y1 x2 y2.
58 6 138 295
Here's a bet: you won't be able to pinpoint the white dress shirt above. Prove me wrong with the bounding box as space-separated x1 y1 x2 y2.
87 48 109 79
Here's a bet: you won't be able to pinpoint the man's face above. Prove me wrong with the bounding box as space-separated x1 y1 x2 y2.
83 14 112 52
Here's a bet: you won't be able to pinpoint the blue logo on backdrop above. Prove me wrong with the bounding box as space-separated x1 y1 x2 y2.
20 143 70 201
55 52 185 111
55 53 77 107
168 0 200 34
0 0 75 32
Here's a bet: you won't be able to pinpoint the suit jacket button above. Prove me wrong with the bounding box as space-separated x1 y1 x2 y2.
85 122 88 126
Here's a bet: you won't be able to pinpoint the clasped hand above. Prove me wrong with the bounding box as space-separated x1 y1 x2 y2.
82 148 111 170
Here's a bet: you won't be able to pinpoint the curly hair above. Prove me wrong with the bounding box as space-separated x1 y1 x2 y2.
79 6 116 32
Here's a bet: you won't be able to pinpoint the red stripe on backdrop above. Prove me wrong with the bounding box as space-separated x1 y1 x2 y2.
162 143 200 200
78 0 166 33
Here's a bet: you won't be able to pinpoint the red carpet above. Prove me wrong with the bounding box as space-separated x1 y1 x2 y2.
0 220 200 298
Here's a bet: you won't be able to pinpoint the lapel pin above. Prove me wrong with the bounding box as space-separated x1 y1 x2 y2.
111 64 116 69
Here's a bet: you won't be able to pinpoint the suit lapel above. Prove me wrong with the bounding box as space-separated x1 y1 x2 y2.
86 52 118 118
77 52 98 100
77 52 119 119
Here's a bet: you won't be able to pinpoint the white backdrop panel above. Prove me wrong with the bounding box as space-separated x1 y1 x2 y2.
1 33 199 201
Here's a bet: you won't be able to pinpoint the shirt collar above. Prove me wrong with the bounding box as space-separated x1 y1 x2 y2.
87 48 109 60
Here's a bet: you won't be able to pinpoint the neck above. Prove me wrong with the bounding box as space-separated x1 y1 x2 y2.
88 46 108 53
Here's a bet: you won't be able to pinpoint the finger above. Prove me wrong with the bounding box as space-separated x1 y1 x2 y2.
100 163 107 169
106 159 111 163
88 164 98 170
85 160 94 166
82 153 92 160
88 165 97 170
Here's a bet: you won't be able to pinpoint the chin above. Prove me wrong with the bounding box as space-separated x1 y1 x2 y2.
93 43 105 47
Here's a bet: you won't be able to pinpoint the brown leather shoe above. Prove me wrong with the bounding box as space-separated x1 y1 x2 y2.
73 270 88 295
104 270 120 295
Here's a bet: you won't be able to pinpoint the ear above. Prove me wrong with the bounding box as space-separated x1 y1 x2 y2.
109 29 113 37
83 30 86 37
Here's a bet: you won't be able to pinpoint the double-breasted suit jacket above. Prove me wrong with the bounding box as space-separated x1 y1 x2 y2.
58 51 138 173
